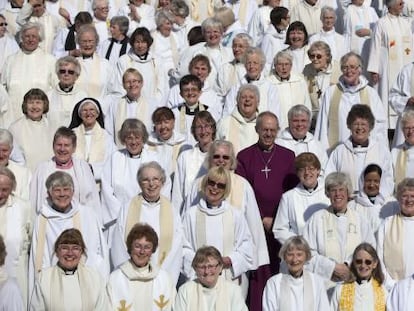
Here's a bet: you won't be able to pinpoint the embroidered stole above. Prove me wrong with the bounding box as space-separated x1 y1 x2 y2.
35 212 81 273
395 147 408 186
328 85 370 148
190 0 214 22
229 174 243 209
179 102 205 134
323 208 361 263
78 54 102 98
279 271 315 311
237 1 248 26
125 195 173 266
73 124 106 163
339 279 386 311
196 207 234 281
383 214 405 280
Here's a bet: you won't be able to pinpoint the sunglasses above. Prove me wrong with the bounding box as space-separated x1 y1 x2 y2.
207 179 226 190
355 259 373 265
213 154 230 160
0 23 8 26
59 69 76 75
309 54 323 60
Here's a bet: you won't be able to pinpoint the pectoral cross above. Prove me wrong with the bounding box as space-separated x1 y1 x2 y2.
261 165 271 179
405 48 411 55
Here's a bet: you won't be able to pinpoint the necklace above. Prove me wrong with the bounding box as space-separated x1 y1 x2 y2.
259 146 276 179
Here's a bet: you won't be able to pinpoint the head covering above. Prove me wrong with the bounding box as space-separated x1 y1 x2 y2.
68 98 105 129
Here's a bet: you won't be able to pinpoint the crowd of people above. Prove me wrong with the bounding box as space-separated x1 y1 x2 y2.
0 0 413 309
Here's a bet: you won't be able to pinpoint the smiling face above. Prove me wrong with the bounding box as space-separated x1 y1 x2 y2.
349 117 371 145
58 62 79 88
130 237 154 267
297 166 319 189
190 61 210 82
132 36 149 56
204 26 222 47
26 99 45 121
285 247 307 277
159 19 172 37
204 176 227 206
237 89 258 119
402 118 414 145
56 243 83 270
363 171 381 197
21 27 40 52
328 185 349 213
79 31 97 56
289 112 310 139
79 102 99 129
353 249 377 280
53 136 75 165
288 29 305 49
123 72 143 100
399 187 414 217
341 55 362 86
195 256 223 288
0 16 7 38
309 48 329 71
124 133 144 156
211 145 232 169
257 115 278 150
232 37 249 62
154 118 174 141
48 185 74 212
180 82 201 106
0 143 11 166
0 175 13 206
321 11 336 31
194 119 214 146
139 167 163 202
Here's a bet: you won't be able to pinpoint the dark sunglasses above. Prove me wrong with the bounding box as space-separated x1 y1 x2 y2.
213 154 230 160
207 179 226 190
309 54 323 60
355 259 373 265
59 69 76 75
0 23 8 26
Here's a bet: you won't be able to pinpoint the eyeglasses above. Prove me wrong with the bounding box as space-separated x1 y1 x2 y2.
196 263 220 271
141 177 162 184
133 243 153 252
341 65 360 71
59 244 82 253
59 69 76 75
355 259 373 265
309 53 323 60
0 23 8 26
95 6 109 10
207 179 226 190
181 87 200 93
213 154 230 160
194 124 212 131
403 126 414 132
298 166 317 173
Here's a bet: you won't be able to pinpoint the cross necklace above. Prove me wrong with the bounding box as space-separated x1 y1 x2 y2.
259 146 276 179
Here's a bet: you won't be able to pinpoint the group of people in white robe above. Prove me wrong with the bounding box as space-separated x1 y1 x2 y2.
2 0 414 309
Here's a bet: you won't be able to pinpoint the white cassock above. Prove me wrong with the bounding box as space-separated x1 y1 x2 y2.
152 31 181 74
100 147 171 227
261 25 288 66
276 128 328 170
116 50 168 106
248 5 274 46
174 278 248 311
0 268 24 311
221 20 246 48
387 275 414 311
376 213 414 291
8 116 55 172
172 17 200 51
171 146 208 215
30 264 110 311
330 279 388 311
118 3 156 35
93 19 110 52
183 171 270 269
28 200 109 297
216 109 258 154
166 81 223 112
30 158 101 215
223 0 258 28
0 34 19 75
72 123 117 181
16 3 61 53
0 4 21 37
216 60 246 97
273 182 330 245
325 138 394 196
58 0 90 24
223 75 281 118
343 4 378 68
1 48 57 123
47 83 89 129
263 271 330 311
267 72 312 129
52 27 78 59
7 160 32 201
76 53 114 102
314 76 388 152
309 29 347 62
367 13 414 129
97 37 130 67
107 262 175 311
182 199 254 297
0 195 31 304
105 95 158 147
391 142 414 185
283 45 311 74
110 195 183 284
389 62 414 147
290 2 322 36
302 206 376 282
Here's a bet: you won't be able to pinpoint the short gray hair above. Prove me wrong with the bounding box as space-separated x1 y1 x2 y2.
325 172 353 197
56 56 81 76
207 140 237 170
0 167 16 191
320 6 336 20
170 0 189 17
396 178 414 201
0 129 13 148
233 33 253 47
118 119 149 144
243 47 266 69
155 9 175 29
201 17 223 35
340 51 363 71
19 22 43 43
401 109 414 128
137 161 166 185
110 16 129 35
279 236 312 261
236 84 260 103
76 24 99 45
288 104 311 121
45 171 74 192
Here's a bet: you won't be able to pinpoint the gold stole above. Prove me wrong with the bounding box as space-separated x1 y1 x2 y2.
127 56 159 98
169 35 178 68
189 277 230 311
279 271 314 311
229 174 243 209
227 117 242 153
191 0 215 22
323 208 360 263
196 208 234 281
50 264 94 311
339 279 386 311
35 212 81 273
115 97 148 147
395 147 408 186
124 195 173 266
73 124 106 163
59 0 84 13
328 85 370 148
237 0 248 26
383 214 405 280
179 102 205 134
79 54 102 98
